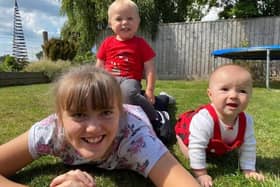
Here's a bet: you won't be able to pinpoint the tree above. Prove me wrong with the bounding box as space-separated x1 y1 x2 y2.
36 51 43 60
218 0 280 19
60 0 108 55
0 55 6 62
0 55 11 72
0 55 27 72
59 0 215 53
258 0 280 16
42 38 77 61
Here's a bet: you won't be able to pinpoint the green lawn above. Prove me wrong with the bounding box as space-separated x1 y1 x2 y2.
0 81 279 187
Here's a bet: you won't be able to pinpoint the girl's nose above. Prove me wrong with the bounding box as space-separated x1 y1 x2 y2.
86 117 101 131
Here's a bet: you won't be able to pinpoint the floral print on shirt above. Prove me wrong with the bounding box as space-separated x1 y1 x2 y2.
28 104 167 177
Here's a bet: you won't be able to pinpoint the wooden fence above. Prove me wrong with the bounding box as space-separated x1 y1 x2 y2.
0 72 49 87
98 16 280 80
2 17 279 87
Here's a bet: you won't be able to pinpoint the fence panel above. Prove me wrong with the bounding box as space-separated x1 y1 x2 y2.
98 16 280 80
0 72 49 87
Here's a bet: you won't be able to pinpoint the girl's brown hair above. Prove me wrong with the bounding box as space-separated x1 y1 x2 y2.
53 65 122 118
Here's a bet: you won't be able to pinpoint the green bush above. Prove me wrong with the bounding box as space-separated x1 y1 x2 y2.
23 60 73 81
0 55 28 72
0 61 12 72
73 51 96 65
42 38 77 61
235 61 265 81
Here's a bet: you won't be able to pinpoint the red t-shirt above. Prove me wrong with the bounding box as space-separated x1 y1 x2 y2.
97 36 155 80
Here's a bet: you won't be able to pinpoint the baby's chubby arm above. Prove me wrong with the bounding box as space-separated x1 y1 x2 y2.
239 115 264 181
188 112 215 187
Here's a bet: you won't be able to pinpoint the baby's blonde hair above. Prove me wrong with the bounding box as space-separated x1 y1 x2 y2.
108 0 139 21
53 65 122 119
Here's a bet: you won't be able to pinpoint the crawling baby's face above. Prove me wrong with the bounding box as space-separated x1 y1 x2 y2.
208 65 252 124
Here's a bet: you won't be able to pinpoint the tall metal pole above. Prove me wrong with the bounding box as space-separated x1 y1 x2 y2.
266 49 270 89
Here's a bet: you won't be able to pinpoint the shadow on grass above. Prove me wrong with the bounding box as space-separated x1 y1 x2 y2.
73 165 154 187
207 151 243 177
12 161 155 187
11 161 67 185
166 103 178 146
255 156 280 175
205 151 280 178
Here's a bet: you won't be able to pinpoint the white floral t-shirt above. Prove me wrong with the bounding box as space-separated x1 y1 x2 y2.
28 104 168 177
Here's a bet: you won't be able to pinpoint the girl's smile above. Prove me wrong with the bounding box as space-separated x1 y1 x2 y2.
82 135 104 144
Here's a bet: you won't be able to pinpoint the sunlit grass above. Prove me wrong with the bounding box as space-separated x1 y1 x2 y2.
0 81 279 187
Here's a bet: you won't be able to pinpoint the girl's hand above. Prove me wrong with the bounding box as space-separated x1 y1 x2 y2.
243 170 265 181
49 169 96 187
196 174 213 187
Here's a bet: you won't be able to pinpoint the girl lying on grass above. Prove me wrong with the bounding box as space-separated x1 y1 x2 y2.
0 65 199 187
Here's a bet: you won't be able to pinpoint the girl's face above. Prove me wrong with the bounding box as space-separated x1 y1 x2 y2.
61 102 121 161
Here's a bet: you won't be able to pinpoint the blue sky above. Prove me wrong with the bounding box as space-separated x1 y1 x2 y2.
0 0 66 60
0 0 221 61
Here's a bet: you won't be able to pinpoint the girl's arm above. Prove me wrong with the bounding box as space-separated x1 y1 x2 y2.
148 151 200 187
0 175 27 187
0 131 33 185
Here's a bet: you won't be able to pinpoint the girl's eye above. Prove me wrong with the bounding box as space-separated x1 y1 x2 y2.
239 89 247 94
101 110 114 118
71 113 88 121
127 17 133 21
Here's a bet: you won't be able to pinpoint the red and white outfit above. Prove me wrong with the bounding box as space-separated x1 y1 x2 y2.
175 104 257 171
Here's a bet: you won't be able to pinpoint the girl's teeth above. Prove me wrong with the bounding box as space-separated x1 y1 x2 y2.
85 136 103 143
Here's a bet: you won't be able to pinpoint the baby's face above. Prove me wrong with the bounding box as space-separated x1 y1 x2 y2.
208 65 252 124
61 102 121 161
109 4 140 41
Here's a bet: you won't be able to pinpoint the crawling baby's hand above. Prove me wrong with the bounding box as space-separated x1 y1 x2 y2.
197 174 213 187
243 170 265 181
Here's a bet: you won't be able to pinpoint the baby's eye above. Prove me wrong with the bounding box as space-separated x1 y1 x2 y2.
127 17 133 21
220 87 229 91
115 17 122 22
239 89 247 94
